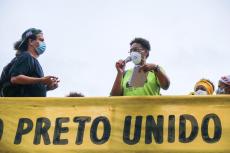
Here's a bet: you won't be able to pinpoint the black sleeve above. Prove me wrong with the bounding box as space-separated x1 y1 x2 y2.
9 54 33 77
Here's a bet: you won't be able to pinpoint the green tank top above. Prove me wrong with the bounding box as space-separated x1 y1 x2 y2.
121 69 160 96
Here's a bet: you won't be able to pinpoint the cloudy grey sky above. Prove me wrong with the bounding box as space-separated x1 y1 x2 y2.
0 0 230 96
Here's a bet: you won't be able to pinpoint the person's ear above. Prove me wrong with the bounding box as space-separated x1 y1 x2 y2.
28 38 34 46
143 50 148 58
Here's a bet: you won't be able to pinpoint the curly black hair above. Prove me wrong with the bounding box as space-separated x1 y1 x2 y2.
130 37 151 51
66 92 85 97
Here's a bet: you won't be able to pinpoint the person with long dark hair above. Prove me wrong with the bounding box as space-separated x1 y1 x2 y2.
0 28 59 96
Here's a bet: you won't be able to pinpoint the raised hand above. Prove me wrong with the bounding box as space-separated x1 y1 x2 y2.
115 59 126 75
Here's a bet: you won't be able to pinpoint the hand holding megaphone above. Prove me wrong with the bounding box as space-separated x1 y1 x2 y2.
115 56 131 74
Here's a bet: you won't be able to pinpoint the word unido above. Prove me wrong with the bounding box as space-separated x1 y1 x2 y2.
123 114 221 144
0 114 222 145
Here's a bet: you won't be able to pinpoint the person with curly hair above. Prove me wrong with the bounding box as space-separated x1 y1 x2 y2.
66 92 85 97
110 37 170 96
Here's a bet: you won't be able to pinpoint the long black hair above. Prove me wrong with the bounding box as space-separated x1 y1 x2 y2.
14 35 37 52
14 28 42 52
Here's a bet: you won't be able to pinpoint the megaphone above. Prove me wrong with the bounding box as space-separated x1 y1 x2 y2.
124 56 132 64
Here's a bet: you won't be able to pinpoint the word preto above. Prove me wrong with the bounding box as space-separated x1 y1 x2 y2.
0 114 221 145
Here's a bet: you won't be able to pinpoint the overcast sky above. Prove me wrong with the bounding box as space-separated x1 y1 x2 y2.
0 0 230 97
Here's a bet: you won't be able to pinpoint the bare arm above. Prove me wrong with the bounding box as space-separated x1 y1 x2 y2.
154 66 170 90
110 60 125 96
11 75 42 84
110 73 123 96
11 75 58 86
139 64 170 90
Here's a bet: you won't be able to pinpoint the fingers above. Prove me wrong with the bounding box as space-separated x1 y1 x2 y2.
115 60 125 75
47 82 59 90
42 76 60 85
50 77 60 85
46 76 58 80
51 82 59 89
139 65 147 72
139 64 156 72
48 76 59 81
116 60 125 69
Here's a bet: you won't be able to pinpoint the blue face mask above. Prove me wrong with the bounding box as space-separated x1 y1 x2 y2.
36 42 46 55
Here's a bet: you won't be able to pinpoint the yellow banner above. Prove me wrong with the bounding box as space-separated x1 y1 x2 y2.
0 96 229 153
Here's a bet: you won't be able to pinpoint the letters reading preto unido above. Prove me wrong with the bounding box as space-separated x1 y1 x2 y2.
11 114 221 145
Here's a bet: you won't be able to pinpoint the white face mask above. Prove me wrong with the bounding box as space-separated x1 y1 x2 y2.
195 89 208 95
130 52 142 65
216 88 225 94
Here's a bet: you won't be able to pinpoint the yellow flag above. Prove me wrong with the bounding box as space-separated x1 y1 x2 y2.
0 96 229 153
